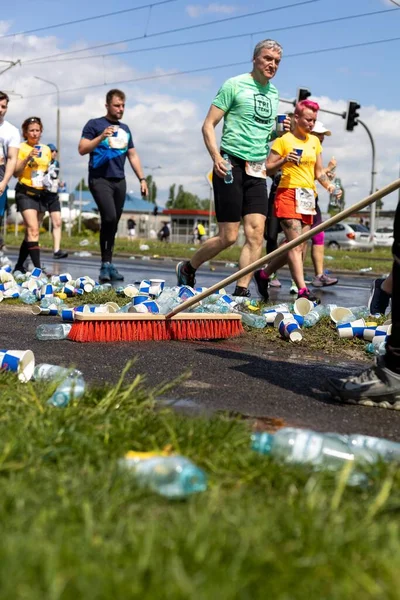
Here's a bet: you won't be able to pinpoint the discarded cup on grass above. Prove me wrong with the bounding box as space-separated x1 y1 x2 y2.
40 284 54 299
139 280 151 294
105 301 119 312
123 285 139 298
330 306 353 324
278 318 303 342
293 297 313 316
363 326 377 342
0 349 35 382
273 312 293 328
337 318 366 339
178 286 197 300
3 287 20 298
61 308 75 322
149 279 165 298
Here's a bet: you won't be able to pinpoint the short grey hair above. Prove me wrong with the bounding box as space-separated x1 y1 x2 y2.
253 39 283 60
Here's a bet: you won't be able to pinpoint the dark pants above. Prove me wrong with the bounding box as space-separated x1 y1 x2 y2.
89 177 126 263
386 200 400 374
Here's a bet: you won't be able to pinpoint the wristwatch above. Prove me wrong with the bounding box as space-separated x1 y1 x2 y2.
139 178 146 182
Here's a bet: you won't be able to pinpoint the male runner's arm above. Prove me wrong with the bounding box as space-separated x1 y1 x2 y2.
127 148 148 198
202 105 229 179
0 147 18 195
78 125 115 155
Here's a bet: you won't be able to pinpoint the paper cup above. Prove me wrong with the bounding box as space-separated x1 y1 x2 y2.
293 297 313 316
133 295 149 306
40 284 54 299
105 302 119 312
61 308 75 322
178 286 196 300
123 285 139 298
293 148 303 163
30 267 42 279
139 280 151 294
149 279 165 298
363 326 377 342
273 312 292 328
337 318 366 339
278 319 302 342
0 349 35 382
31 305 58 316
330 306 353 324
276 114 286 135
129 300 160 314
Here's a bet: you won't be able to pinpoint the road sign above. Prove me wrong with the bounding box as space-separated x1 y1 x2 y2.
205 169 213 189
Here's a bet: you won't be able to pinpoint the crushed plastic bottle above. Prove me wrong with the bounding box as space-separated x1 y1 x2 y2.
36 323 72 340
251 427 377 484
47 371 85 407
119 453 207 499
19 288 37 305
366 341 386 356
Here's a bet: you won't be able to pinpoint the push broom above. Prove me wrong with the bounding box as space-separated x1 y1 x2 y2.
68 178 400 343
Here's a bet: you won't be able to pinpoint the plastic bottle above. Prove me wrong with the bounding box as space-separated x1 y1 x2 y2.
303 304 328 328
235 310 267 329
36 323 72 340
336 306 371 325
47 371 85 407
366 341 386 356
119 454 207 499
34 363 71 381
251 428 377 470
40 296 65 308
329 177 342 207
348 434 400 462
222 153 233 184
19 288 38 305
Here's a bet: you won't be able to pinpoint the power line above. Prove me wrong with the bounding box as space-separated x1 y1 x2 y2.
22 0 320 65
25 7 399 66
0 0 178 39
18 33 400 101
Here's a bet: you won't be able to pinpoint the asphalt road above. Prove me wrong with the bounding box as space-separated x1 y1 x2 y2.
2 251 398 440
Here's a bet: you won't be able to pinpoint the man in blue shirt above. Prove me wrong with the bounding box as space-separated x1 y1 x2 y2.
79 88 148 282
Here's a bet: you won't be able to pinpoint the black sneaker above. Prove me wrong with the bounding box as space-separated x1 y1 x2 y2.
325 356 400 410
253 270 269 301
53 249 69 259
233 286 251 297
368 278 391 316
13 264 27 275
176 260 196 287
297 287 321 305
109 263 124 281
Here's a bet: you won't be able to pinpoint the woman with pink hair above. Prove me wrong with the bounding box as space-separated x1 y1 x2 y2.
254 100 341 303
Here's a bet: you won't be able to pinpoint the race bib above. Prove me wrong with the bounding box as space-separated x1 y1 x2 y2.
31 170 45 188
245 160 266 179
295 187 316 215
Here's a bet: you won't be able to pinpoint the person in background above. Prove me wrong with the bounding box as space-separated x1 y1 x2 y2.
44 143 68 259
159 222 170 242
127 217 136 238
0 91 20 251
326 200 400 407
78 88 148 282
13 117 51 273
197 222 206 243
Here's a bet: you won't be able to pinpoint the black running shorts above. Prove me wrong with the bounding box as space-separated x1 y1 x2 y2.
212 152 268 223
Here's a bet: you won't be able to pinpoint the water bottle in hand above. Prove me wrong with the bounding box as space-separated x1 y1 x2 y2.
222 153 233 184
119 453 207 499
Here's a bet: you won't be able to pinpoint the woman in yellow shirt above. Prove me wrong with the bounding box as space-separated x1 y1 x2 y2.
13 116 52 273
254 100 340 303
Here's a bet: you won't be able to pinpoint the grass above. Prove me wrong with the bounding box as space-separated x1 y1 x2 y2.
0 364 399 599
4 232 394 273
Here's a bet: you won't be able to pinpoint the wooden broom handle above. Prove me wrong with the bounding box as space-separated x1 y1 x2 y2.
166 178 400 319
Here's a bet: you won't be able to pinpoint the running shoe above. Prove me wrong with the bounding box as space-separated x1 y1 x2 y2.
253 269 269 301
176 260 196 287
269 273 282 288
368 278 391 316
99 262 111 283
289 280 298 295
53 249 69 259
325 356 400 410
109 263 124 281
297 287 321 304
233 286 251 297
312 273 338 287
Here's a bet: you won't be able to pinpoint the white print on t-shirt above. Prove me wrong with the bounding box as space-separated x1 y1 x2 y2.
109 128 129 151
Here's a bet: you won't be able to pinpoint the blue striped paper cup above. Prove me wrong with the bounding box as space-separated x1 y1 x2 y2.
273 311 292 328
31 305 59 316
0 349 35 382
337 318 365 338
63 283 77 297
278 319 302 342
139 280 151 294
0 265 12 274
61 308 75 322
30 267 42 279
371 334 388 348
130 300 160 314
3 287 20 298
0 280 15 291
149 279 165 298
363 326 377 341
178 286 196 300
133 295 149 306
195 287 208 293
40 284 55 299
220 294 237 307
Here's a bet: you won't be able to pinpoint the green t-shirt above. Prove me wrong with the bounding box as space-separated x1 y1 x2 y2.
212 73 279 162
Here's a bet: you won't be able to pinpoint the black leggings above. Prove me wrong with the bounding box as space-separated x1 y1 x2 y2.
386 199 400 374
89 177 126 263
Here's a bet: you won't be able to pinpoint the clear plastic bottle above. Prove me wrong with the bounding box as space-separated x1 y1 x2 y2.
222 153 233 184
251 427 377 470
119 454 207 499
348 434 400 462
235 309 267 329
34 363 71 381
19 288 38 305
40 296 65 308
336 306 370 325
36 323 72 340
366 341 386 356
329 177 343 207
303 304 329 327
47 372 85 407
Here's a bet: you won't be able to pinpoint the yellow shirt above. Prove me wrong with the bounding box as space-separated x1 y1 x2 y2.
18 142 52 189
271 132 322 191
197 224 206 236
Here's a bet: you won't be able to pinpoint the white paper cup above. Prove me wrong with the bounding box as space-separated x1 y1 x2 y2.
105 302 119 313
337 318 366 339
293 297 313 316
123 285 139 298
330 306 353 324
278 318 302 342
0 349 35 382
149 279 165 298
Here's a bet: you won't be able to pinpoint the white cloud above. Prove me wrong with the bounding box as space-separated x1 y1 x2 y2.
186 3 238 18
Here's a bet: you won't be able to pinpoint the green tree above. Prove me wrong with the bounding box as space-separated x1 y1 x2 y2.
166 184 206 209
146 175 157 204
75 178 89 191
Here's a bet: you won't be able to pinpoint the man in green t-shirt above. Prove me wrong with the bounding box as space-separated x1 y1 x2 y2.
176 39 286 296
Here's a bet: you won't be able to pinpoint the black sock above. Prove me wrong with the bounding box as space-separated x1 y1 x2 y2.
26 240 41 268
186 261 196 274
16 240 29 268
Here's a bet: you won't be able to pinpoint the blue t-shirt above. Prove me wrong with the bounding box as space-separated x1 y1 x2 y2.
81 117 134 179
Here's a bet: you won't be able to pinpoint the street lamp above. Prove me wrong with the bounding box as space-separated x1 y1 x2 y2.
34 76 60 163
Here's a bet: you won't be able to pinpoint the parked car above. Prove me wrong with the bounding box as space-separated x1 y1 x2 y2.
373 227 394 247
324 222 373 250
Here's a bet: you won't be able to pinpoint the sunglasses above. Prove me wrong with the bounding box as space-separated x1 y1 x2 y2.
27 117 41 123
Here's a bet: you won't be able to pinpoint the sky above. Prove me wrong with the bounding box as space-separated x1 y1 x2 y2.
1 0 400 211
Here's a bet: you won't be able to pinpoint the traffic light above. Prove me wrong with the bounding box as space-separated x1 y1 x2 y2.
346 101 361 131
296 87 311 104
